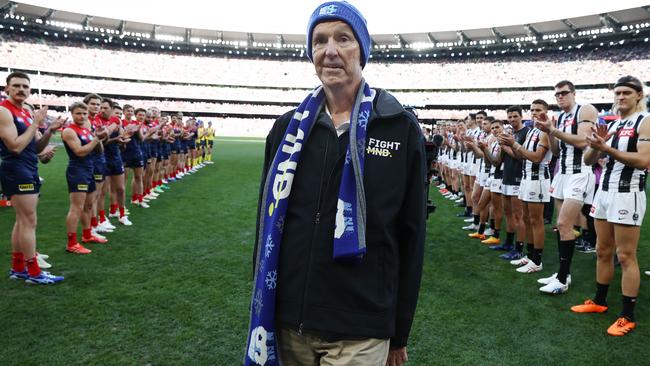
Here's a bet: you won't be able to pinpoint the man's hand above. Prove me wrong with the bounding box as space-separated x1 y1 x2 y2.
386 347 408 366
38 144 56 163
48 116 67 132
33 106 48 127
498 133 515 146
534 114 553 133
585 124 613 151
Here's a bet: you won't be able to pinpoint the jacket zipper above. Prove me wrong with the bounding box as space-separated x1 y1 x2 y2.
298 131 331 335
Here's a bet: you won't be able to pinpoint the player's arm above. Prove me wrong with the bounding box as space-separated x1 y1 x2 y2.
36 114 66 152
549 105 597 150
62 128 100 157
598 117 650 169
513 132 549 163
479 139 499 165
0 107 40 154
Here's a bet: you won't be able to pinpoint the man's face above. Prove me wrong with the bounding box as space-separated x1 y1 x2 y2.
476 114 485 125
554 85 575 110
5 77 30 103
481 119 491 132
490 122 503 136
507 112 522 128
135 111 145 122
113 108 123 119
100 102 112 119
614 86 642 115
124 107 134 119
71 108 88 125
87 98 101 115
530 103 547 120
312 21 362 90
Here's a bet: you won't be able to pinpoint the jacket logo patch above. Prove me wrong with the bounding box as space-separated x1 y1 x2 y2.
18 184 34 191
367 138 400 158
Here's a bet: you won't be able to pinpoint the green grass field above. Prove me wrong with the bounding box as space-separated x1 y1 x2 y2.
1 138 649 365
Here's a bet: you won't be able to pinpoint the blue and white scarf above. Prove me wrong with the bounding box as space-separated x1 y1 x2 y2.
245 80 375 365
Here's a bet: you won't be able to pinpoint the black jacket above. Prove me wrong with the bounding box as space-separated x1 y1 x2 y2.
253 88 426 348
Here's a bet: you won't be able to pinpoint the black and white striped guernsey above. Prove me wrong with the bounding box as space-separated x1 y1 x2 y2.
601 112 648 193
522 127 551 180
489 140 503 179
557 104 587 174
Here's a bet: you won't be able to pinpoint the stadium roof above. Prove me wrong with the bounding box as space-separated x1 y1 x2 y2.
2 0 650 51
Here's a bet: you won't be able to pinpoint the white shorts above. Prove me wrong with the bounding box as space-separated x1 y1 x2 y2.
489 178 503 193
550 172 595 205
463 163 473 176
590 190 646 226
478 172 490 187
501 183 521 197
518 179 551 203
468 162 478 177
450 158 460 170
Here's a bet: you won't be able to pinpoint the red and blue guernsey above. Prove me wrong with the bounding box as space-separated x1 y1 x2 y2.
63 123 95 169
0 99 40 196
0 99 37 170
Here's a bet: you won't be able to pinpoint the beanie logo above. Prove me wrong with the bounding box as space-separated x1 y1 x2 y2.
318 4 338 15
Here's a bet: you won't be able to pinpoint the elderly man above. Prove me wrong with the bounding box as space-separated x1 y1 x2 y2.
245 2 426 366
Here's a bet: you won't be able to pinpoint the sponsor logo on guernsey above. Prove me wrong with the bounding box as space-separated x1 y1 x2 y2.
618 129 635 138
366 138 401 157
18 184 34 192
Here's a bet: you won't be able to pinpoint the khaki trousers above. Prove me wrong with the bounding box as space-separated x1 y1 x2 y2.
277 327 389 366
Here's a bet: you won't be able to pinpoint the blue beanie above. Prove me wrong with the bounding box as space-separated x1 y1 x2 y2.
306 1 371 68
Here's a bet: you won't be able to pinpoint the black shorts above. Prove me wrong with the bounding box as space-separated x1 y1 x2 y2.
106 160 125 176
188 140 196 150
0 167 40 197
66 167 96 193
93 159 107 183
124 156 145 168
207 140 214 148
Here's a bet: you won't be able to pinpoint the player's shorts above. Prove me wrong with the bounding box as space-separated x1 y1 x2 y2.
464 162 474 176
550 171 595 205
124 156 144 169
161 146 170 161
489 178 502 193
0 166 40 197
501 183 521 197
478 172 490 187
93 158 107 183
188 140 197 150
171 141 181 154
149 143 159 161
474 173 489 187
591 190 646 226
519 179 551 203
66 166 96 193
106 157 125 176
207 140 214 148
200 140 206 148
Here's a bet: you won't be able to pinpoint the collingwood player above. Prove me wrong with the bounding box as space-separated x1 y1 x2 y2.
500 101 553 279
536 80 599 292
571 76 649 336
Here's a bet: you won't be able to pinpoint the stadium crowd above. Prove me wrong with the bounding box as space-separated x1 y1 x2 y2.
1 36 649 89
1 71 216 283
431 77 649 337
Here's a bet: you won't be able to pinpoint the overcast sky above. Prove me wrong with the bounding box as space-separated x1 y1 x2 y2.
17 0 650 34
